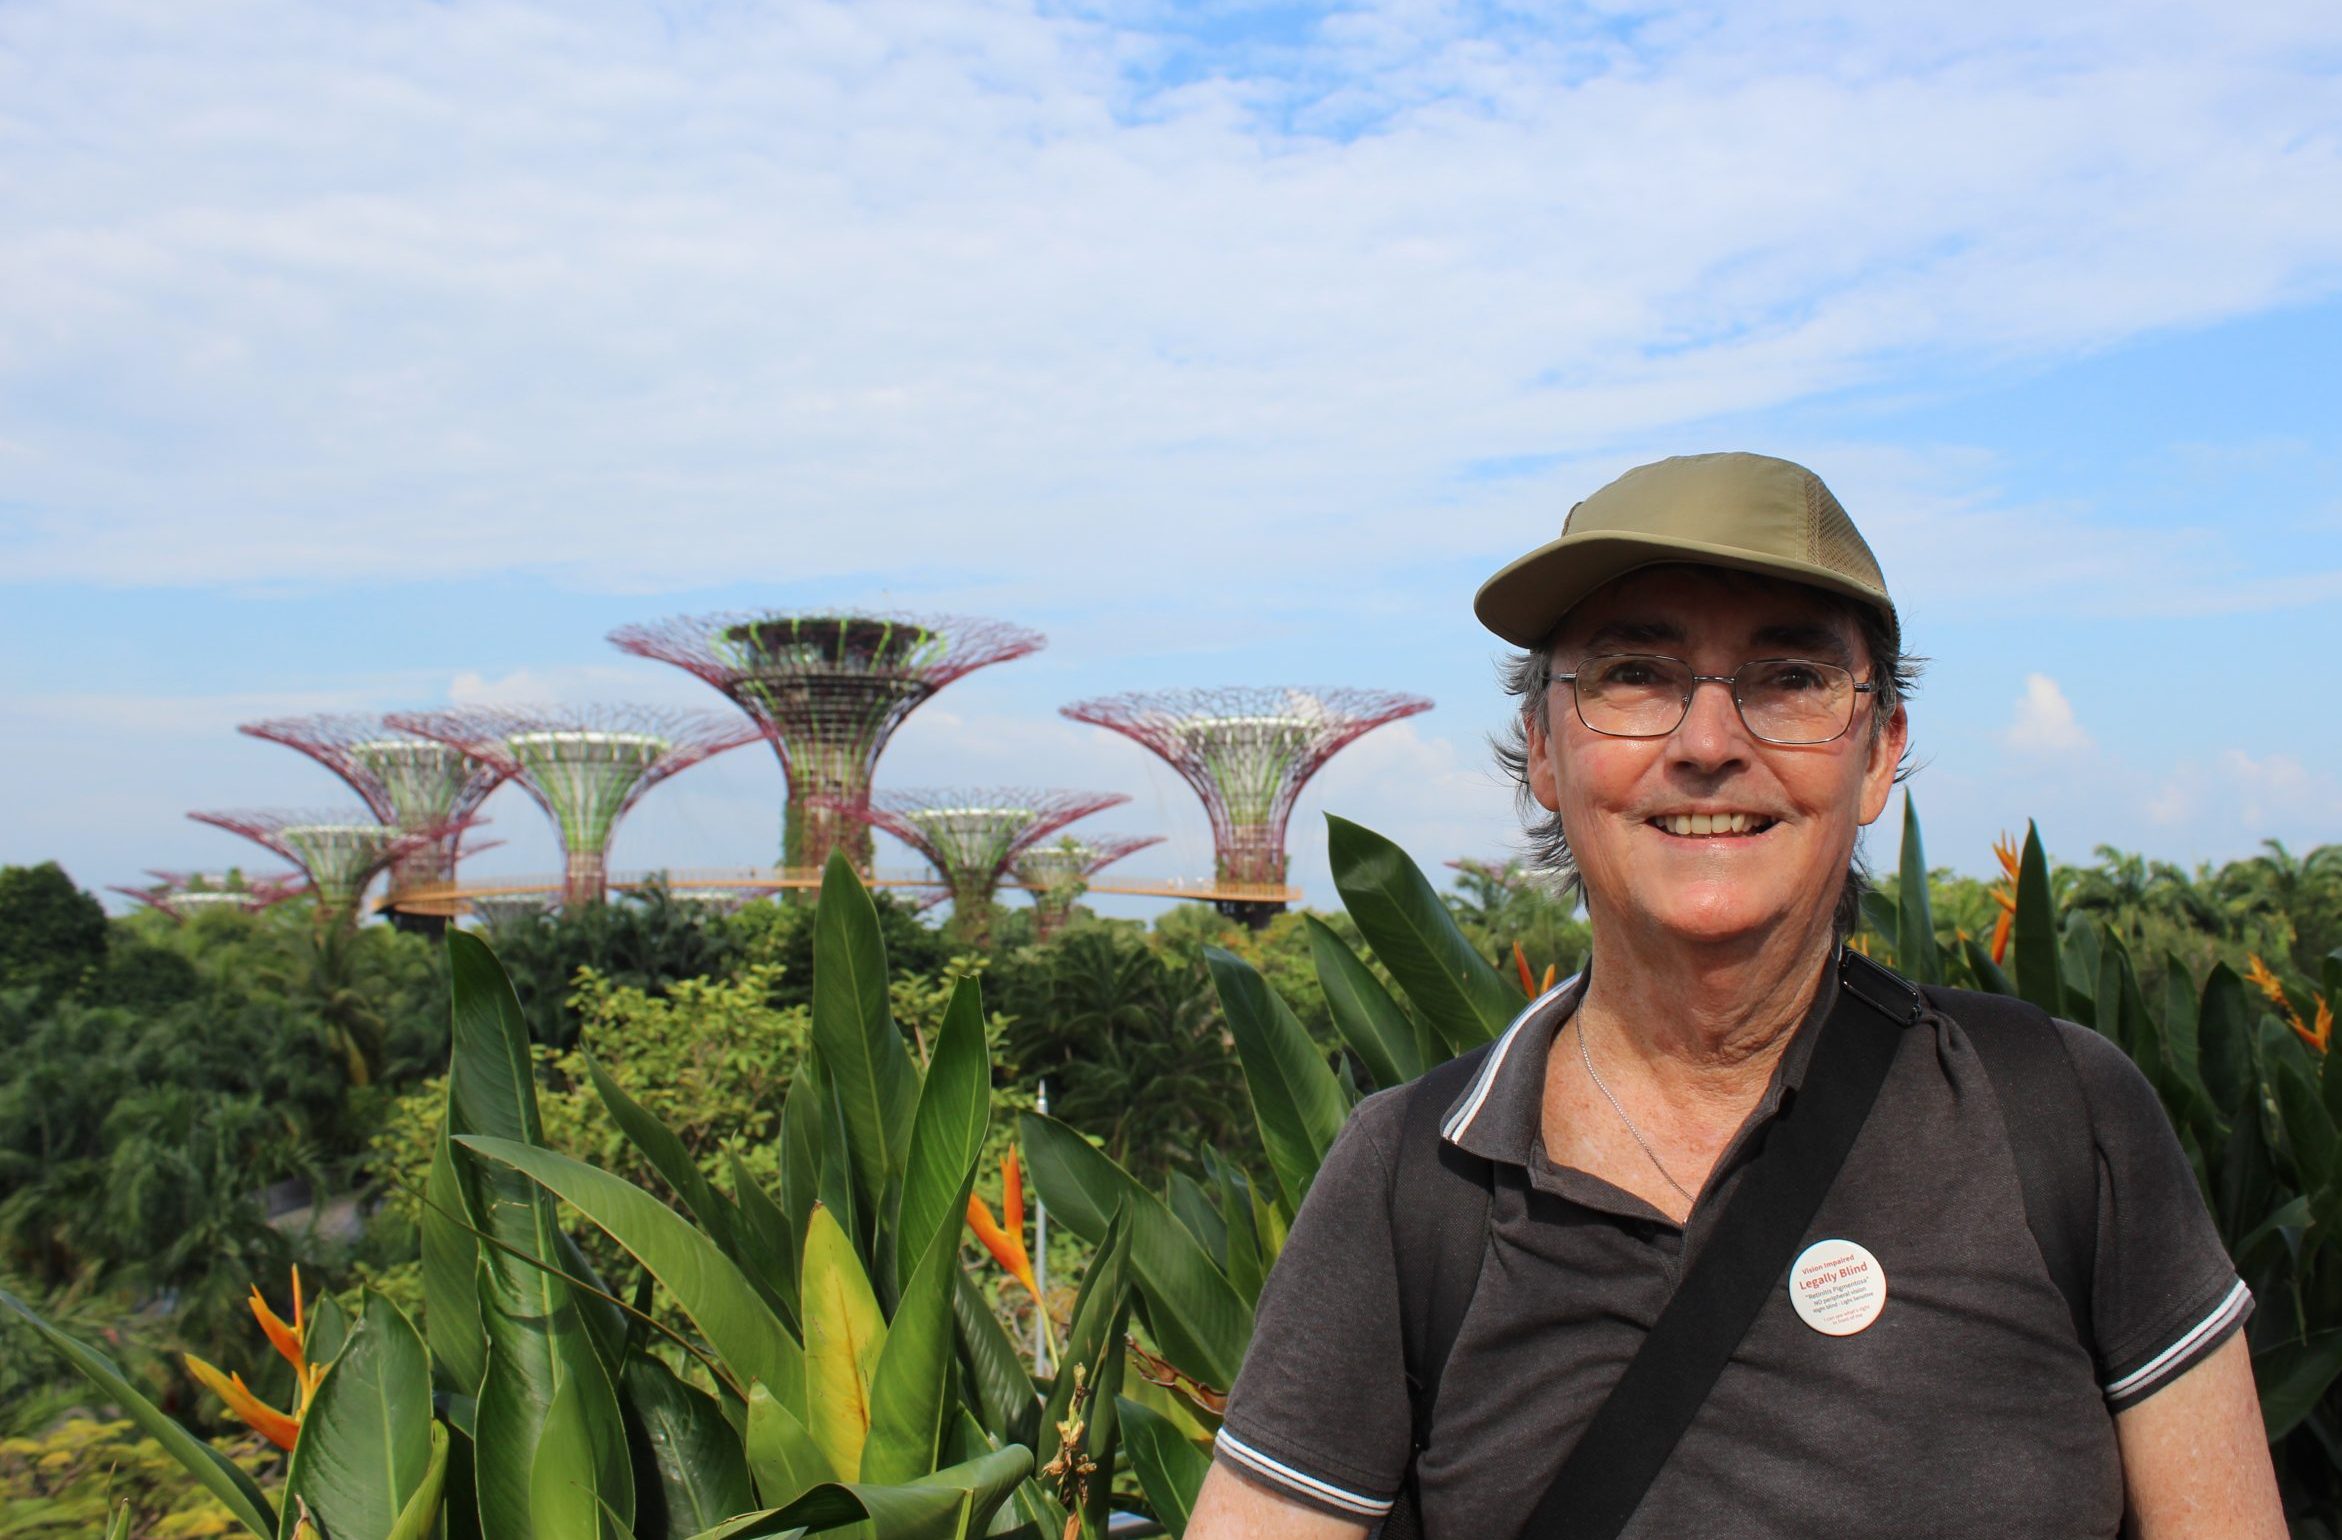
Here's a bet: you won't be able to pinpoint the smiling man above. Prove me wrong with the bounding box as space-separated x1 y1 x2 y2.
1188 454 2283 1539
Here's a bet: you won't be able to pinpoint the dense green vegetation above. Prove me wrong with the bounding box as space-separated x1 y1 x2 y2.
1 811 2337 1533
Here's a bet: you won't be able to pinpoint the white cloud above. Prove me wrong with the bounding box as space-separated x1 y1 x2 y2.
2001 673 2092 755
2147 749 2340 834
0 0 2336 600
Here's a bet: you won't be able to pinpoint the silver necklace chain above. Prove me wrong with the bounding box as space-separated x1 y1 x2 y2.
1576 1016 1699 1209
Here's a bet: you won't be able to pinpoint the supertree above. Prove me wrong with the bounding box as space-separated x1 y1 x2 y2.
388 704 760 908
829 788 1127 946
238 714 513 904
110 869 307 922
186 809 464 926
1012 832 1164 940
608 611 1045 874
1060 687 1433 920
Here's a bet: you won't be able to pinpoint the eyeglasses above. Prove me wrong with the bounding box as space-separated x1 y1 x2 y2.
1544 654 1877 745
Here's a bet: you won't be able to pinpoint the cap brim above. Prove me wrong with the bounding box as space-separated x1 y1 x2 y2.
1474 530 1900 650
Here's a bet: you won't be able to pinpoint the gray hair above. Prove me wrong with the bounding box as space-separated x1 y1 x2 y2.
1491 575 1921 940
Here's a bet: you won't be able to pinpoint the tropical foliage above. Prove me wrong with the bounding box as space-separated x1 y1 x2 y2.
3 857 1134 1539
3 803 2339 1535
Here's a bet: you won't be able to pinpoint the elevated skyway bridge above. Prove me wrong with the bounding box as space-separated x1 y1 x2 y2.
385 867 1301 924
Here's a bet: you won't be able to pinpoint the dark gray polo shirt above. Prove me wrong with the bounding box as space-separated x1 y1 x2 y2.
1214 969 2249 1538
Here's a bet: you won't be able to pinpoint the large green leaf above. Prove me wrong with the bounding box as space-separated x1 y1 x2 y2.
623 1352 755 1534
1326 814 1516 1049
951 1267 1040 1450
2156 954 2215 1128
690 1444 1034 1540
456 1135 804 1408
1116 1395 1210 1537
425 1122 486 1394
1019 1111 1250 1390
304 1291 352 1369
1042 1206 1131 1447
812 852 921 1226
777 1055 827 1289
0 1288 277 1538
1165 1172 1229 1270
895 974 993 1292
444 931 632 1540
1209 1155 1265 1308
2011 822 2064 1016
863 1167 980 1484
744 1379 837 1511
2256 1330 2342 1441
385 1420 450 1540
802 1203 889 1476
1305 915 1429 1088
2059 914 2101 1028
2274 1060 2337 1191
471 1261 632 1540
279 1293 435 1540
729 1149 802 1330
1958 937 2016 998
527 1370 609 1538
2197 964 2255 1115
1894 793 1941 986
1207 946 1349 1212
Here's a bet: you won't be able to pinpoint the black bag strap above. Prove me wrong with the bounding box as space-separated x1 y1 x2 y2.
1921 984 2099 1356
1381 1042 1501 1540
1521 949 1925 1540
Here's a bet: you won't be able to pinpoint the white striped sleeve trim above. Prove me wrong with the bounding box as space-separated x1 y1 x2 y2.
1213 1430 1395 1517
2103 1278 2252 1402
1441 975 1579 1142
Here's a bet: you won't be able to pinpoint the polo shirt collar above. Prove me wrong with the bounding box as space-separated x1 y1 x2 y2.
1439 952 1848 1169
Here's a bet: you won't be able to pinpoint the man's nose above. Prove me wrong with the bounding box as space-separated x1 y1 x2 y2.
1669 675 1751 766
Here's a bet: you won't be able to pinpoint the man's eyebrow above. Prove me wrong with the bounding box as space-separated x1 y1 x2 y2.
1578 619 1686 652
1750 622 1853 662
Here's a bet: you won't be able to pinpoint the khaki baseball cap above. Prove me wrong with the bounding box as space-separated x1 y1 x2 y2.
1473 452 1898 651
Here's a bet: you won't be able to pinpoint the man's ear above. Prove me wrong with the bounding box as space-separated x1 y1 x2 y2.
1526 692 1563 814
1857 703 1908 826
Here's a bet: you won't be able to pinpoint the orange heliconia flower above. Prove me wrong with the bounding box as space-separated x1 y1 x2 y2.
1988 833 2021 966
1540 962 1560 995
1002 1144 1025 1237
1513 941 1536 998
183 1266 325 1452
2246 954 2331 1055
967 1151 1039 1297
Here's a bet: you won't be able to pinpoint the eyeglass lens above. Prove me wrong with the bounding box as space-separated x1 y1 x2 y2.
1572 655 1857 744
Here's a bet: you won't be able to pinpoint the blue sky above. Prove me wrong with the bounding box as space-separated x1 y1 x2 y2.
2 0 2338 918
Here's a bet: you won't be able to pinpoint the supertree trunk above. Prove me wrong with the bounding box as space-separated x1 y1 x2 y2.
785 780 874 874
944 871 997 948
564 847 609 908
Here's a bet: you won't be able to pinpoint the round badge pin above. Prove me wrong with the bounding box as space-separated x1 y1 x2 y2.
1788 1239 1887 1336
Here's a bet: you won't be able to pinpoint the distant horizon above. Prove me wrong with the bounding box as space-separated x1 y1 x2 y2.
4 0 2337 917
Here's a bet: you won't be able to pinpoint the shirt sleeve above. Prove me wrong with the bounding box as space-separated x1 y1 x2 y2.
2057 1021 2253 1411
1213 1089 1414 1522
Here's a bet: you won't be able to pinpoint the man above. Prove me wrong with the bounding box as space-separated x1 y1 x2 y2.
1189 454 2284 1538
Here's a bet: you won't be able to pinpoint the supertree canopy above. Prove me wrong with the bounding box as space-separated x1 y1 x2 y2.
832 787 1126 945
389 704 759 907
238 714 510 899
608 611 1045 873
1060 687 1434 893
187 809 458 924
1012 831 1163 940
111 869 306 922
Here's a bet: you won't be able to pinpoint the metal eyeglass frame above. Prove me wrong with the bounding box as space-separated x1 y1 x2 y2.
1539 654 1879 745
